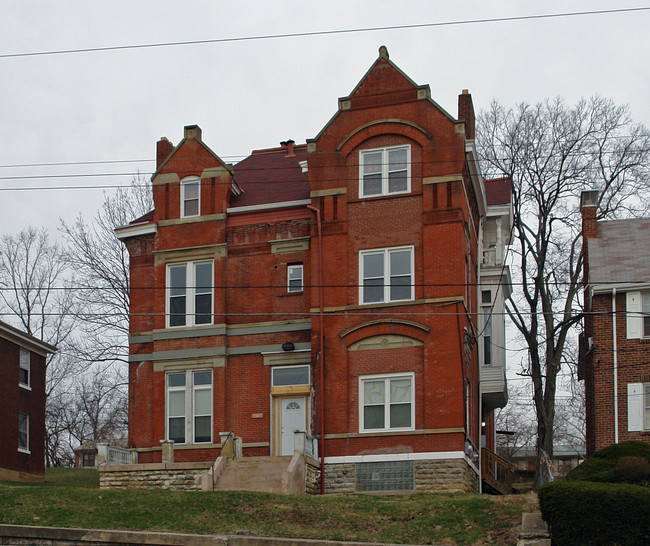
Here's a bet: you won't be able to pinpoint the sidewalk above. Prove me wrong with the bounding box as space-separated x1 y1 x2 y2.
0 524 429 546
517 512 550 546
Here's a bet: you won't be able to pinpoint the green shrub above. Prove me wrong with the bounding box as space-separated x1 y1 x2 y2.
567 441 650 484
616 456 650 483
539 480 650 545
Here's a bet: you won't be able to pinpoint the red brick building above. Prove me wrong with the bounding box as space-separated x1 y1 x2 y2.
581 191 650 455
117 48 511 493
0 320 56 481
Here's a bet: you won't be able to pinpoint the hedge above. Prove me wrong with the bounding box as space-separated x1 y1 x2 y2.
566 441 650 484
539 480 650 545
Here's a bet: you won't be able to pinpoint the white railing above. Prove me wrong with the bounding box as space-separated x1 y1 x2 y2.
108 445 136 465
482 247 498 267
294 431 318 459
97 443 137 466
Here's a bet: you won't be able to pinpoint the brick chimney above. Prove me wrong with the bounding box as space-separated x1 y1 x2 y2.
581 190 599 239
581 190 599 287
458 90 475 140
281 139 295 157
156 137 174 169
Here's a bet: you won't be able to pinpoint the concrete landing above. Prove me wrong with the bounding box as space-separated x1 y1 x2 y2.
517 512 550 545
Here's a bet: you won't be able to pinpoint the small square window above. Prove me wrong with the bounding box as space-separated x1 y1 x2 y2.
19 348 30 388
481 290 492 305
287 264 303 293
82 452 96 467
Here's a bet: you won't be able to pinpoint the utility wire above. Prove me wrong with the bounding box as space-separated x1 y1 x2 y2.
1 8 648 59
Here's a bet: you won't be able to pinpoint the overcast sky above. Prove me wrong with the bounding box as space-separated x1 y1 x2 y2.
2 0 650 237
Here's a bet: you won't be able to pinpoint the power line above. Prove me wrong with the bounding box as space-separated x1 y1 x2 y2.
1 8 648 59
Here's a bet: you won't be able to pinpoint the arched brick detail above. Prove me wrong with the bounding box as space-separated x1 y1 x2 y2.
337 119 432 157
340 319 430 348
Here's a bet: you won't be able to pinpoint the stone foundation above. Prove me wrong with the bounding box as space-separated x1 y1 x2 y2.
304 458 321 494
324 457 478 494
99 462 212 490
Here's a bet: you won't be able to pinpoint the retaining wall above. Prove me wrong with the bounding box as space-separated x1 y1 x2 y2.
99 462 211 490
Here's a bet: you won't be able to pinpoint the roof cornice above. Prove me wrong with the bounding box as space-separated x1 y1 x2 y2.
0 320 57 356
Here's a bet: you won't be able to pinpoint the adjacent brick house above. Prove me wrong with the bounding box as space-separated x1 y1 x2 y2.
581 190 650 455
117 47 511 493
0 320 56 481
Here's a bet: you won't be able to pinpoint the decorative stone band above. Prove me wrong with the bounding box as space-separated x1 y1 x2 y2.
129 342 311 363
324 451 479 476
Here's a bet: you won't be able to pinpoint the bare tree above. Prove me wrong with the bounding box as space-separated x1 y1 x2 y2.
60 175 153 365
0 227 78 396
477 96 650 487
65 371 128 447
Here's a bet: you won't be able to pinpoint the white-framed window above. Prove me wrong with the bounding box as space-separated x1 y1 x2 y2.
287 264 303 293
360 246 413 304
359 145 410 198
359 373 414 433
181 176 200 218
625 291 650 339
167 369 213 445
167 261 213 328
18 413 29 453
272 365 310 387
19 347 30 388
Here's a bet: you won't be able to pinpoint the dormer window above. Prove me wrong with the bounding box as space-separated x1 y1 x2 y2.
181 176 200 218
360 145 410 198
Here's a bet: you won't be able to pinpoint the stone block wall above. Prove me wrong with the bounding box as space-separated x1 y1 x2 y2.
304 458 321 495
99 462 211 490
414 459 478 493
324 458 478 494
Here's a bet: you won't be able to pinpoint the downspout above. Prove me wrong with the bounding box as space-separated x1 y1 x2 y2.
307 204 326 494
477 218 484 494
612 288 619 444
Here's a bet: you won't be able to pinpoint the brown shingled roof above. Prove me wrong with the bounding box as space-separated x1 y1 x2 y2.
230 143 309 208
484 177 512 206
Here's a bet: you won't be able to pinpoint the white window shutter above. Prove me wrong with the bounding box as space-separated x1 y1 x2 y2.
626 291 642 339
627 383 644 432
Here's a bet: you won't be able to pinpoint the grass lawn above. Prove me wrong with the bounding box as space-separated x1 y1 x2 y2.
0 468 536 545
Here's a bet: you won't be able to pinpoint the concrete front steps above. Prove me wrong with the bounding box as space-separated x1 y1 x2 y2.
215 456 293 494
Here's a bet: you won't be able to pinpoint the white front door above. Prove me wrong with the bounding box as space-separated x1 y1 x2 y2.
280 396 306 456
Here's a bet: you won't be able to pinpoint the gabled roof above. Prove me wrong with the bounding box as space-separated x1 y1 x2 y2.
311 46 456 143
154 125 232 179
588 217 650 286
484 177 512 206
230 144 309 208
129 210 154 225
0 319 57 356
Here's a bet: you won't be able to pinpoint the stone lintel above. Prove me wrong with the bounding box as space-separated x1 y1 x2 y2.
423 174 463 185
152 172 180 186
158 214 226 228
153 243 227 264
310 187 347 198
270 237 310 255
